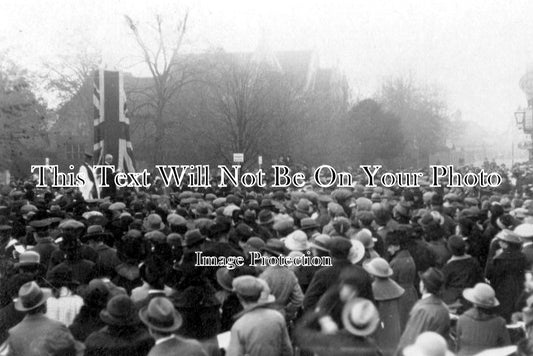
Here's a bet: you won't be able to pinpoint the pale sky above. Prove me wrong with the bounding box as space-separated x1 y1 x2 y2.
2 0 533 136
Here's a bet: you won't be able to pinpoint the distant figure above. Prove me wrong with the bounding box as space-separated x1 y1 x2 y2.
100 154 117 199
79 152 99 199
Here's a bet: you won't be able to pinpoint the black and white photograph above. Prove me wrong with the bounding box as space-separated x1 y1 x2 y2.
1 1 533 355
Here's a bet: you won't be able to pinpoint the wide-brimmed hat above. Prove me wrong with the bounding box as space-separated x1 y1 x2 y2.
342 298 380 336
261 239 289 256
100 295 138 326
463 283 499 308
363 257 393 278
372 278 405 301
144 214 165 232
139 297 182 333
14 281 52 312
14 251 41 268
515 223 533 240
310 234 331 252
497 229 522 245
283 230 310 251
403 332 454 356
348 239 365 264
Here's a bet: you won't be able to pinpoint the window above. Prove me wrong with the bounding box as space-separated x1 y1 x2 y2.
65 143 85 161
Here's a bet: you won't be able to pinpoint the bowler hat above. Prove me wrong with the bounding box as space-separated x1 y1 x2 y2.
14 281 51 312
139 297 182 333
100 295 138 326
463 283 499 308
341 298 380 336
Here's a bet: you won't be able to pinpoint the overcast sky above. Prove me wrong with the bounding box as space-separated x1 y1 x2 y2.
2 0 533 135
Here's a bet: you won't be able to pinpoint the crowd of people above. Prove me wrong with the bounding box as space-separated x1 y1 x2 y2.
1 162 533 356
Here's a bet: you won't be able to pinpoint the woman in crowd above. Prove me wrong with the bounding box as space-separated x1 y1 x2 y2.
456 283 510 355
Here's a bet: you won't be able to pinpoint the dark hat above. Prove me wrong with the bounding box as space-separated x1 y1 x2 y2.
372 278 405 301
100 295 138 326
300 217 319 231
184 229 206 248
29 219 51 229
81 225 111 243
328 236 352 259
245 237 266 251
260 198 275 209
447 235 465 255
81 279 110 308
47 264 79 288
419 268 444 293
216 266 256 291
261 239 289 256
431 194 443 206
14 281 52 312
258 210 274 225
139 297 182 333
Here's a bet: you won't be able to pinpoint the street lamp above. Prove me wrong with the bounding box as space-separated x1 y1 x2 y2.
515 108 525 128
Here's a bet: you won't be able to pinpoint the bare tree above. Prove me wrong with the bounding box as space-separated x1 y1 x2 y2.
125 13 201 164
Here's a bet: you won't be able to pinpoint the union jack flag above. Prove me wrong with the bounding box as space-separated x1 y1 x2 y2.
93 69 135 173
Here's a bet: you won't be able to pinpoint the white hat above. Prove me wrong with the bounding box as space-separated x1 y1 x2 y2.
403 332 454 356
283 230 310 251
348 239 365 264
514 223 533 240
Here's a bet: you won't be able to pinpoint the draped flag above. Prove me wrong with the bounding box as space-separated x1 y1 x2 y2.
93 69 136 173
